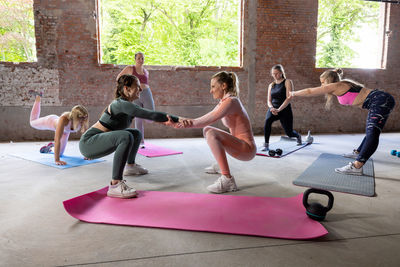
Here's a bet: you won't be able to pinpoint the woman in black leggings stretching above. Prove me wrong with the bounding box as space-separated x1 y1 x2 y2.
261 64 301 151
79 75 180 198
291 68 395 176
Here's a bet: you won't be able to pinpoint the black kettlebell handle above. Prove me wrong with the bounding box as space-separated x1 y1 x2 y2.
303 188 334 212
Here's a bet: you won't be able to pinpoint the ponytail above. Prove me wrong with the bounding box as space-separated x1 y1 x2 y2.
212 71 240 97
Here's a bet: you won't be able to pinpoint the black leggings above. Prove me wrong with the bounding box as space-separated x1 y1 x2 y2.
79 127 142 180
263 104 299 144
356 90 395 163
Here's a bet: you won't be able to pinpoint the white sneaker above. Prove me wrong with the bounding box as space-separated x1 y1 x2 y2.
204 163 220 174
342 149 359 159
260 143 269 151
123 163 148 176
207 175 238 193
335 162 363 176
107 180 137 198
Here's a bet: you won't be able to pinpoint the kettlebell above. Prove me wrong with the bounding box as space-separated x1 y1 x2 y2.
303 188 334 221
275 148 283 156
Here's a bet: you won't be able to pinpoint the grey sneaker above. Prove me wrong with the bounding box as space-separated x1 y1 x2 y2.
28 90 43 97
296 134 302 145
207 175 238 193
123 163 148 176
107 180 137 198
342 149 359 159
260 143 269 151
204 163 220 174
335 162 363 176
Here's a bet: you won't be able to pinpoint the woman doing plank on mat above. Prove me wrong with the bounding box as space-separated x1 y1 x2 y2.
290 68 395 176
261 64 301 151
175 71 256 193
79 74 180 199
29 91 89 165
117 52 155 148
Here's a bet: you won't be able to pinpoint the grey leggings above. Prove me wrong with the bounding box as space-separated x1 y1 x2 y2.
79 127 142 180
134 87 155 142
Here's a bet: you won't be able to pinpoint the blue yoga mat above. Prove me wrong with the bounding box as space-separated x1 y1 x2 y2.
9 152 105 169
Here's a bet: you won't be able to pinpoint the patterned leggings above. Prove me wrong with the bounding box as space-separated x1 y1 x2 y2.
356 90 395 163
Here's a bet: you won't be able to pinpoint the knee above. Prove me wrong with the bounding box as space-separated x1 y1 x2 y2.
203 126 215 138
119 131 134 146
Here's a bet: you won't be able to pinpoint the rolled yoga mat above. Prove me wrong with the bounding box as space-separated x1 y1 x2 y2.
138 142 183 157
63 188 328 240
293 153 375 196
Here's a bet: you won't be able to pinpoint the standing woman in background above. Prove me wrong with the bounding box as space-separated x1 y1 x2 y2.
117 52 155 148
261 64 301 151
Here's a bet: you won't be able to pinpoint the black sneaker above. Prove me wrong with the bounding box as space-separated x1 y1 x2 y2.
296 134 302 145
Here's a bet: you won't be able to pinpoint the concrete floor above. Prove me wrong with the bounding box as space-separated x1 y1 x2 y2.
1 133 400 267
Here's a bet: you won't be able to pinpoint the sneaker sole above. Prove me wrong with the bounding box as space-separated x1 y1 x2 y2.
334 169 363 176
107 192 138 198
207 186 238 194
123 171 148 176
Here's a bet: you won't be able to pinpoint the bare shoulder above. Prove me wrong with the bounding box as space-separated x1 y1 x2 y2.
226 96 241 106
58 113 70 125
285 79 293 85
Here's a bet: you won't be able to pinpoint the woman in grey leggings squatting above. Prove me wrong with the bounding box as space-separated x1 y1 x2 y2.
79 74 180 198
117 52 155 148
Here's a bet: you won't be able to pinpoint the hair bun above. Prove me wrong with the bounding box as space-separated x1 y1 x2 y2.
334 68 343 76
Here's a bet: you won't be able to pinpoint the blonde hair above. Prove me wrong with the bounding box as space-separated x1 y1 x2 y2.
320 68 364 110
63 105 89 133
212 71 239 97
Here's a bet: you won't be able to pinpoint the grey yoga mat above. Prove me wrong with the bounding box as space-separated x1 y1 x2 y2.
293 153 375 197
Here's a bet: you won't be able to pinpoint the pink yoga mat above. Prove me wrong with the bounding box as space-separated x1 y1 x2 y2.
138 142 182 157
63 188 328 239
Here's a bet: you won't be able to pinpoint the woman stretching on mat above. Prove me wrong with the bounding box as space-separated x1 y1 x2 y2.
261 64 301 151
79 74 180 199
290 68 395 176
173 71 256 193
117 52 155 148
29 91 89 165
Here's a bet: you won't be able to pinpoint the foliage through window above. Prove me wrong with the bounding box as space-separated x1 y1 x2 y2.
316 0 384 69
98 0 240 66
0 0 37 62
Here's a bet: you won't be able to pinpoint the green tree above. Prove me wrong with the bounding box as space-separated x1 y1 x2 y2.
316 0 380 68
100 0 239 66
0 0 36 62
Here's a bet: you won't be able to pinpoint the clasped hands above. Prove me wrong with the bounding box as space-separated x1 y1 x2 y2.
163 116 193 128
269 107 279 116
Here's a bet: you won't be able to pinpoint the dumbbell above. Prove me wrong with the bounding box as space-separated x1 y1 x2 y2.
268 148 283 157
390 150 397 156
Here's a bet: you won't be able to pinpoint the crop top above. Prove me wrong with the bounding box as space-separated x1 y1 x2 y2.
99 98 178 131
132 67 149 85
336 82 363 106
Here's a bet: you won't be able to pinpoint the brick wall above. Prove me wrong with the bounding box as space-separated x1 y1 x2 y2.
0 0 399 141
